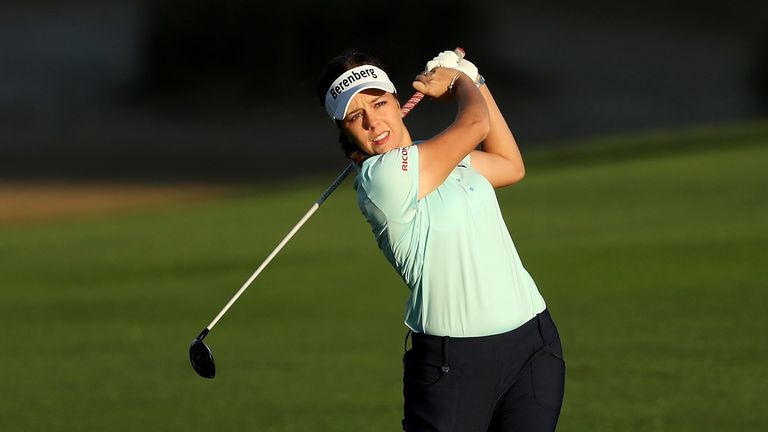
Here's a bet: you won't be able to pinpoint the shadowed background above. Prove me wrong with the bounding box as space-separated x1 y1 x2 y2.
2 0 767 180
1 1 767 432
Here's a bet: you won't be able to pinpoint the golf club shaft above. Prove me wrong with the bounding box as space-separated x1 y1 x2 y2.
202 47 465 334
205 165 354 331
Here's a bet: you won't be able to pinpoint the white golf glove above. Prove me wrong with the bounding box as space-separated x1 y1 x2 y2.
425 50 480 82
455 58 479 82
426 50 461 72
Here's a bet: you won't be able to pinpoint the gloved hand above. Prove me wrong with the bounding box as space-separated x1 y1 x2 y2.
425 50 480 82
425 50 461 72
455 58 479 82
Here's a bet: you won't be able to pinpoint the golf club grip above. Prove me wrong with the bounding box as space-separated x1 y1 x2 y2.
204 48 466 332
399 93 424 118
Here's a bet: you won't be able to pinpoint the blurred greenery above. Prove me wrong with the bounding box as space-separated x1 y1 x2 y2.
1 120 766 431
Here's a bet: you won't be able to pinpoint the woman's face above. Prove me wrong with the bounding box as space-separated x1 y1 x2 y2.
341 89 410 156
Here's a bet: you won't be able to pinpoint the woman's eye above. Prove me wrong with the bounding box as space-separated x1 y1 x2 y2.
375 101 386 108
350 113 361 121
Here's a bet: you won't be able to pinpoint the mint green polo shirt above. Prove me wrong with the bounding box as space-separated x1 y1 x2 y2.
354 144 546 337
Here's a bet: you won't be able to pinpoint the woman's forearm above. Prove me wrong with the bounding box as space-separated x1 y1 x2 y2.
471 84 526 186
479 85 524 168
452 75 491 146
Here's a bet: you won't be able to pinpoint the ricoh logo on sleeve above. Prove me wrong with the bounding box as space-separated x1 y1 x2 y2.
401 148 409 171
329 68 378 100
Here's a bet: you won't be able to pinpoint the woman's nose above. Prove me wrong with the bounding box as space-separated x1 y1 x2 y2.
363 111 380 129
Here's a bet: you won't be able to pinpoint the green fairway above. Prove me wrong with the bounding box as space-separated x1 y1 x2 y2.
1 121 766 431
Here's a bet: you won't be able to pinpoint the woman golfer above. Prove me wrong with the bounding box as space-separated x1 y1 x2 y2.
317 49 565 432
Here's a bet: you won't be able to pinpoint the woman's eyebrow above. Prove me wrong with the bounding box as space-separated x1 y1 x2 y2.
345 108 362 120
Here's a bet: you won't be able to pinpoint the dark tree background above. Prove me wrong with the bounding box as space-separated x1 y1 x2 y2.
0 0 765 181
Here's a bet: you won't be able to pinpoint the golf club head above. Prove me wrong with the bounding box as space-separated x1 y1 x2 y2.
189 338 216 379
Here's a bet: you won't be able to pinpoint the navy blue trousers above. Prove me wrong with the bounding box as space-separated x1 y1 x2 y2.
402 310 565 432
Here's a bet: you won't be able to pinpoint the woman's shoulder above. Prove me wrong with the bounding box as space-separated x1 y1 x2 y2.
356 145 420 204
361 145 419 176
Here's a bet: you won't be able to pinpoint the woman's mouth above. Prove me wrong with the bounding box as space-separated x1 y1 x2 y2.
371 131 390 146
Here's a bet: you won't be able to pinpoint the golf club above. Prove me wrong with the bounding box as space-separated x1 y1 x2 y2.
189 47 465 379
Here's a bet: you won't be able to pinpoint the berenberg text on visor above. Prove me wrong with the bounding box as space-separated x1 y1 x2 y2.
329 68 379 99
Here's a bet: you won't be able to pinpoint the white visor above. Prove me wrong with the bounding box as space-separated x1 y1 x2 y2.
324 65 396 121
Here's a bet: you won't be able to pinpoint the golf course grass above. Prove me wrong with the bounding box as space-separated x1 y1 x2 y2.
1 120 766 431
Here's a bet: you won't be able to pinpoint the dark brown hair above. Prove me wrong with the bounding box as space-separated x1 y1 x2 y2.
316 50 392 160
